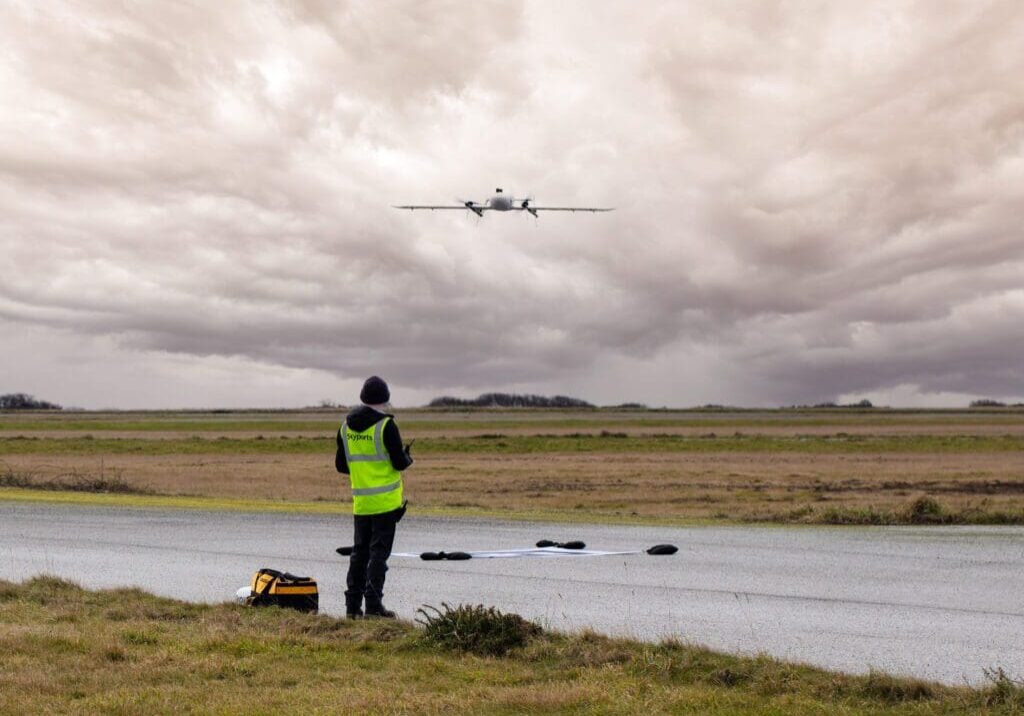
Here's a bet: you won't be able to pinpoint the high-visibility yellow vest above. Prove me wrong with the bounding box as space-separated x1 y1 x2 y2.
340 417 403 515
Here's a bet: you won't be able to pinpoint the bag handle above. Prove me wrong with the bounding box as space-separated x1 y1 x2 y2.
255 568 282 599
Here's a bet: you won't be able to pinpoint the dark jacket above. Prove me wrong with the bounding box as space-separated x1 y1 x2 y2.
335 405 413 474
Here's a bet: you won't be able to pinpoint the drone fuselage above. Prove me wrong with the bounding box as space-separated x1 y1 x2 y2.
486 188 514 211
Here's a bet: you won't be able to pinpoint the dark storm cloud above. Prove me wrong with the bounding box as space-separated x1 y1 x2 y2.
2 1 1023 407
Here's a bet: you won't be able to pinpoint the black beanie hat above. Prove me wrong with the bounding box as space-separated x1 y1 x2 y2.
360 376 390 405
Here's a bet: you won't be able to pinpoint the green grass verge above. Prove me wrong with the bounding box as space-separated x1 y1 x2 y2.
5 486 1023 528
1 576 1021 714
0 487 731 526
4 433 1024 456
0 487 353 515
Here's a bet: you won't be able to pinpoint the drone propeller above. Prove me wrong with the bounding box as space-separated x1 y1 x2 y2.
455 197 484 217
520 197 538 217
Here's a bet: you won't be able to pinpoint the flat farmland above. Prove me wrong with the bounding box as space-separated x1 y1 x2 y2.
2 408 1023 524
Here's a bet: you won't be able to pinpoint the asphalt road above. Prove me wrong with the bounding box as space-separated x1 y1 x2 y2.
2 501 1022 685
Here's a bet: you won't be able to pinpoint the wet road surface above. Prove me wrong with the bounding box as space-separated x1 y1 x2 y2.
1 501 1022 685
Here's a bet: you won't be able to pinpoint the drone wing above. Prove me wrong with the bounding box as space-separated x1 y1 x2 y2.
523 206 614 212
393 205 488 211
394 201 491 217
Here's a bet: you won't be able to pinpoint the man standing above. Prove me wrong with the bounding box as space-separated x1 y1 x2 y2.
336 376 413 618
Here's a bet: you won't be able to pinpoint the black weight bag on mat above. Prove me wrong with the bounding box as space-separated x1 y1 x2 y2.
246 568 318 613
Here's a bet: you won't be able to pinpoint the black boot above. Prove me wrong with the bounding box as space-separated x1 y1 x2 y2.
364 603 396 619
345 595 364 619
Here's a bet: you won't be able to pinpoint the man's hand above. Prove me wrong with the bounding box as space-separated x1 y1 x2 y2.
404 438 415 456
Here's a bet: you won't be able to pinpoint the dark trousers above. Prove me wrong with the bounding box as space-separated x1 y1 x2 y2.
345 508 399 613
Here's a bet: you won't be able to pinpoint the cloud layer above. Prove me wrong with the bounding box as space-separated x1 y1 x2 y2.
2 1 1022 407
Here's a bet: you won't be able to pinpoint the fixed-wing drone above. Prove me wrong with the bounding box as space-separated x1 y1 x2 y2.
394 188 613 217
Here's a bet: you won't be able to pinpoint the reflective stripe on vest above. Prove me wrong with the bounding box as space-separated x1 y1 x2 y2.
351 479 402 496
340 417 403 515
341 419 388 464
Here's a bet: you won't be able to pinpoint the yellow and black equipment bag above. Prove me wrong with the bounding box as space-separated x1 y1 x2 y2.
246 568 318 613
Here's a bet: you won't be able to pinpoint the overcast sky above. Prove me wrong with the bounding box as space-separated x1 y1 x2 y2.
2 1 1022 409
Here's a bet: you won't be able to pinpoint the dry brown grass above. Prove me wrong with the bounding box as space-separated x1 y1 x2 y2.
4 448 1024 522
3 409 1023 523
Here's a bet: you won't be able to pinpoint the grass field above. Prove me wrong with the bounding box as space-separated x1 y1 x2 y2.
2 576 1021 715
3 413 1023 714
2 407 1024 524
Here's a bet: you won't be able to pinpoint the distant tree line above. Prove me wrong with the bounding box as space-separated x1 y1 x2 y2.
0 393 61 410
428 393 594 408
969 399 1024 408
831 399 873 408
787 399 874 409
